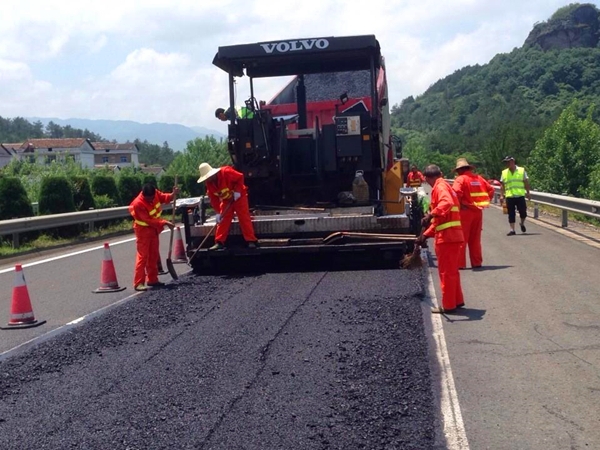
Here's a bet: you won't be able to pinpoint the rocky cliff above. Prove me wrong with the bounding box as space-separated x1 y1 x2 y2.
524 3 600 50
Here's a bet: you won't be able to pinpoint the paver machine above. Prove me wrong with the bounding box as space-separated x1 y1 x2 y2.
182 35 422 271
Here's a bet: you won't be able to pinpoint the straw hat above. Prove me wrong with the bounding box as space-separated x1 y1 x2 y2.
197 163 221 183
452 157 474 172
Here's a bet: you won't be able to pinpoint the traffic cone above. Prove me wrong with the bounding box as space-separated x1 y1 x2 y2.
92 243 126 293
0 265 46 330
157 251 167 275
173 226 187 263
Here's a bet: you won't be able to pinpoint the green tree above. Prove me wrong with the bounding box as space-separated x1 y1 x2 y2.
117 174 142 206
529 101 600 196
72 176 96 211
39 176 76 215
168 136 229 180
91 175 121 206
0 176 33 220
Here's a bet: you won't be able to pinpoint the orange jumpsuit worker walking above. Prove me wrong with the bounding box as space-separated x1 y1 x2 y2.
197 163 258 250
451 158 494 269
129 183 179 291
416 164 465 313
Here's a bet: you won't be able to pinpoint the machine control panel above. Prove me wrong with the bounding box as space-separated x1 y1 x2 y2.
335 116 361 136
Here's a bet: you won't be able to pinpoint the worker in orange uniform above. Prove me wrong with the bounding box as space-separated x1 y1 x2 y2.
197 162 258 250
416 165 465 314
451 158 494 269
407 165 425 188
129 183 179 291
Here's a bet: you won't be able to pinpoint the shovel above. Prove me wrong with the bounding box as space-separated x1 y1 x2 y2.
166 175 179 280
188 200 234 265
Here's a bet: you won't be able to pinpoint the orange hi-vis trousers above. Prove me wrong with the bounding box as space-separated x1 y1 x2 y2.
435 241 464 310
215 195 257 244
134 226 160 287
459 208 483 268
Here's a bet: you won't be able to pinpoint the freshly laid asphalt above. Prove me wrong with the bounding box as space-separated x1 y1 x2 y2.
0 264 435 449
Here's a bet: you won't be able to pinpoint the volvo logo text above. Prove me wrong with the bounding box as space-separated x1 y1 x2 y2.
260 39 330 54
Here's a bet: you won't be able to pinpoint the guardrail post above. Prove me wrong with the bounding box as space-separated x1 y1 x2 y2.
12 232 20 249
88 221 95 233
534 203 539 219
561 210 568 228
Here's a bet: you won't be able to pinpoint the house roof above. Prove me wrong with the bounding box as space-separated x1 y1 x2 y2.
139 165 164 175
92 142 138 151
21 138 90 149
2 143 23 150
0 144 15 156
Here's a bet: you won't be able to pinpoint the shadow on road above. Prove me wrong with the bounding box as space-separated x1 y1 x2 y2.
471 265 512 271
442 307 486 322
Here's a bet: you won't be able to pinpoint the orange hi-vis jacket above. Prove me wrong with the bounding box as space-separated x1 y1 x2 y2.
453 170 495 211
423 178 464 244
206 166 248 212
407 170 425 187
129 190 173 231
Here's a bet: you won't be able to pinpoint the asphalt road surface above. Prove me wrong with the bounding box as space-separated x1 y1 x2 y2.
0 262 435 449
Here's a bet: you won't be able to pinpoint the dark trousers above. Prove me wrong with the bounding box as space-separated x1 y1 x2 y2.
506 196 527 224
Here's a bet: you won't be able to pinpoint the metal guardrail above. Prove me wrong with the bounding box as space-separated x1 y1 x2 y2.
0 204 173 248
2 188 599 248
490 187 600 227
446 179 600 227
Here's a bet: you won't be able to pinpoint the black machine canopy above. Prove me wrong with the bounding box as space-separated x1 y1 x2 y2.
212 35 381 78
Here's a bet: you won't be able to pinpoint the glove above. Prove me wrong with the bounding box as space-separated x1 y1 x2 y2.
215 213 222 224
233 192 241 201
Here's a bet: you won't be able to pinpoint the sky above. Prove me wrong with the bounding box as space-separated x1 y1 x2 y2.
0 0 592 134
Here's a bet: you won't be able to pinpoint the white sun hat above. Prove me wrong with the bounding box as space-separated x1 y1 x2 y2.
197 163 221 183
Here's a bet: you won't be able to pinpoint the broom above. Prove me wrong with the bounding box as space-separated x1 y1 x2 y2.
401 242 424 269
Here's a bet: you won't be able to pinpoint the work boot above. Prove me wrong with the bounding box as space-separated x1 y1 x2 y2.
209 242 225 251
147 281 166 288
134 284 148 292
247 241 259 249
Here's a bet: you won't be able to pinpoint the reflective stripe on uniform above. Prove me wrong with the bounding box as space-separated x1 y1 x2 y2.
436 220 462 231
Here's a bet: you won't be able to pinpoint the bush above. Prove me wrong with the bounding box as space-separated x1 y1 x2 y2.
142 174 157 187
118 175 142 206
0 176 34 220
92 175 121 206
38 176 78 237
158 174 175 193
73 176 95 211
184 174 204 197
39 176 76 215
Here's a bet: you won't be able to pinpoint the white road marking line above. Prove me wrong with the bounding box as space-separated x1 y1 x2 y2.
0 237 137 274
424 250 470 450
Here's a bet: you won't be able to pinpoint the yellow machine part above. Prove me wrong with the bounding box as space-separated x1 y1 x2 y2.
383 160 406 214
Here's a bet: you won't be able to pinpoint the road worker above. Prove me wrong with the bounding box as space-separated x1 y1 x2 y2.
129 183 179 291
215 106 254 122
197 163 258 250
407 164 425 188
416 165 465 313
499 156 531 236
451 158 494 269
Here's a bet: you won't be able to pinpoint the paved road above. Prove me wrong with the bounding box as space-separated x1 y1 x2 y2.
430 207 600 449
1 206 599 449
0 264 433 449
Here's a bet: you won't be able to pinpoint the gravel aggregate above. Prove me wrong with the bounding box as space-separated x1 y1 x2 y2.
0 266 435 449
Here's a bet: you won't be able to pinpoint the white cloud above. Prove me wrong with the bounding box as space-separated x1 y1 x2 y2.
0 0 593 130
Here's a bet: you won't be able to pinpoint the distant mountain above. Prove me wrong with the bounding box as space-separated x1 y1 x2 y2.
27 117 225 152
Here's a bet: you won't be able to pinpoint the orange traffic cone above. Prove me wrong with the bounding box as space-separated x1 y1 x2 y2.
0 264 46 330
92 243 126 293
173 226 187 263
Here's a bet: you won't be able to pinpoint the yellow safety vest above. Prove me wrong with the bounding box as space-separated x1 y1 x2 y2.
502 167 526 198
